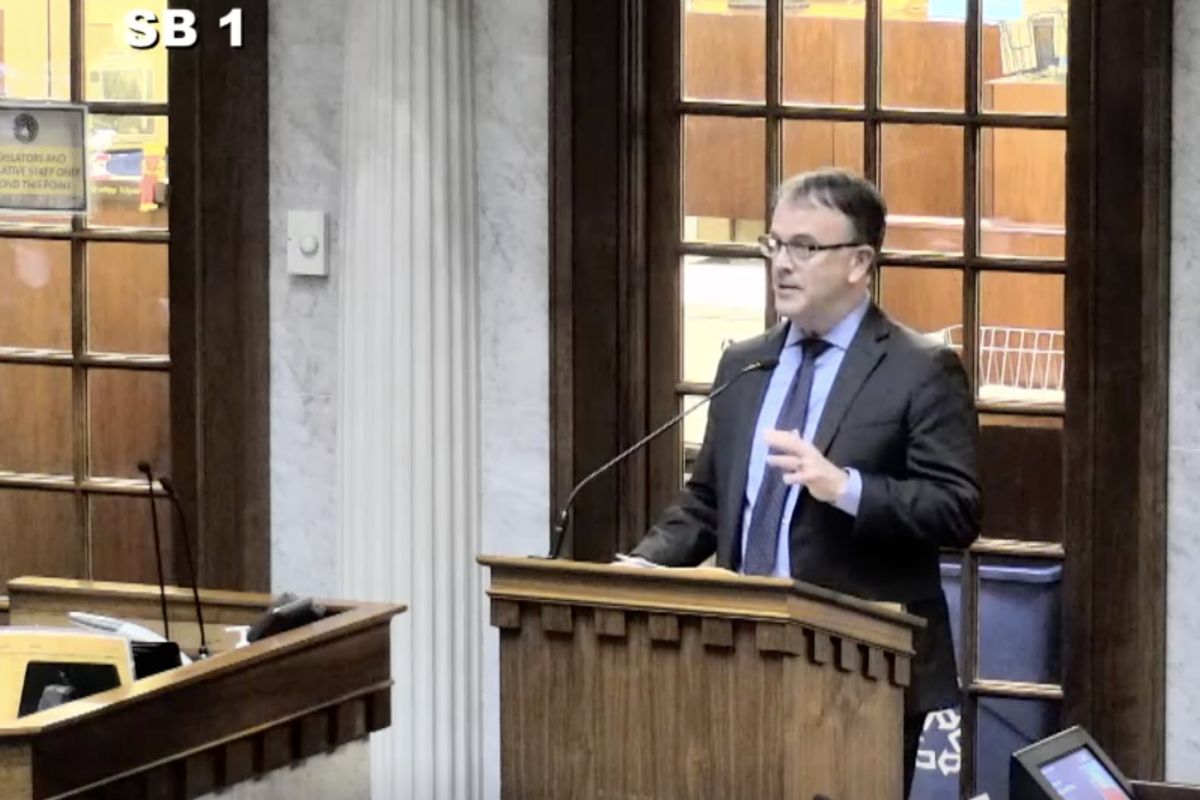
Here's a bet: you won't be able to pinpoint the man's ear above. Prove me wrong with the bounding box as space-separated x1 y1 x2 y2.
848 246 874 283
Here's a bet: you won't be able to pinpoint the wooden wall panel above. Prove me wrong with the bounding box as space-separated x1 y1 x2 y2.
979 272 1064 330
683 115 765 222
983 126 1066 222
682 14 1022 240
87 243 170 355
984 75 1068 116
90 495 177 585
781 120 864 178
0 364 73 475
0 489 82 587
978 416 1065 543
88 370 171 480
878 266 962 335
878 268 1066 339
781 16 863 106
0 239 71 350
683 10 764 101
881 124 964 220
881 18 966 109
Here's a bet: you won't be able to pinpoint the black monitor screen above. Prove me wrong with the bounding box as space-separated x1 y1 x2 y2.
18 661 120 717
1037 747 1133 800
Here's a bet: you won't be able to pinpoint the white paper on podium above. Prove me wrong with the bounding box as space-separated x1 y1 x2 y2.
613 553 659 568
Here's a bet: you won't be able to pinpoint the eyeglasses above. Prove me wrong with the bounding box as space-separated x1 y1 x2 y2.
757 233 869 264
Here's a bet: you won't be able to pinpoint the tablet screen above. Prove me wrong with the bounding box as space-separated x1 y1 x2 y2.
1038 747 1131 800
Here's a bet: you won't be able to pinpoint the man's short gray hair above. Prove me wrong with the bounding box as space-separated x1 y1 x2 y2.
773 168 887 252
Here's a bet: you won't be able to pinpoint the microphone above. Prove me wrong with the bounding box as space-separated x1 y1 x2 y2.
135 461 171 641
549 356 779 559
158 476 209 658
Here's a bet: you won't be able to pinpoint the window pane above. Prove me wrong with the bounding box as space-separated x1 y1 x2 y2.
981 0 1067 115
0 239 71 350
881 125 963 254
683 0 764 103
0 364 72 474
87 114 169 230
781 2 864 107
977 697 1060 800
0 0 71 101
88 369 170 479
88 242 169 355
683 115 765 244
882 0 965 111
978 272 1064 405
979 415 1064 543
91 494 175 585
781 121 863 179
977 556 1062 684
981 128 1065 259
681 394 707 483
878 267 963 349
682 256 766 384
85 0 168 103
0 488 81 586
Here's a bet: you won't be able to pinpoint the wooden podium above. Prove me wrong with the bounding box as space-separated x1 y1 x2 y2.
481 555 923 800
0 577 403 799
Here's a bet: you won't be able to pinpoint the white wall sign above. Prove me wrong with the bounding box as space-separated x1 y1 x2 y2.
0 104 87 213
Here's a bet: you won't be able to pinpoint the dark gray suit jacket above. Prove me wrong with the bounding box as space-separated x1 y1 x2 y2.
631 303 980 713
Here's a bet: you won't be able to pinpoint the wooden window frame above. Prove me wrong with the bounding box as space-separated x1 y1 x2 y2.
549 0 1171 780
168 0 270 591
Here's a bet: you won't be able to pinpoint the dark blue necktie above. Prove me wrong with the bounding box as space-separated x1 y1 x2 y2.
742 337 831 576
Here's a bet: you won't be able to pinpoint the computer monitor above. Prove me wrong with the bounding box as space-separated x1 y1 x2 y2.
0 628 134 723
1011 726 1133 800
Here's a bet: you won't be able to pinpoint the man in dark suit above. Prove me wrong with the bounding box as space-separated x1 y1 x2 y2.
628 168 980 798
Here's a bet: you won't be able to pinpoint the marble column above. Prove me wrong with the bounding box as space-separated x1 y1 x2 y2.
1169 0 1200 783
472 0 550 796
268 0 345 598
337 1 483 797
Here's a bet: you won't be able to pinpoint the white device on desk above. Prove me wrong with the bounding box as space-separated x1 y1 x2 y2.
67 612 193 665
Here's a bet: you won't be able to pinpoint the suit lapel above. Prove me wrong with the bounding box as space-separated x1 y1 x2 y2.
811 304 891 454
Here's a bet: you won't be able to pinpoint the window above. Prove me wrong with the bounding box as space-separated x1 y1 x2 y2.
554 0 1168 779
651 1 1068 796
0 0 174 587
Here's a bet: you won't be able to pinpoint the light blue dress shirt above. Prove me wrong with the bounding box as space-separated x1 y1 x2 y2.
739 298 869 577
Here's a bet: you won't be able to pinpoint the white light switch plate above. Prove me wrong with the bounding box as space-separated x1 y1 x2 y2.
287 210 328 276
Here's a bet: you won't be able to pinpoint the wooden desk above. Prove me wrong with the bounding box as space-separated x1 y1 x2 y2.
1133 781 1200 800
0 577 403 799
